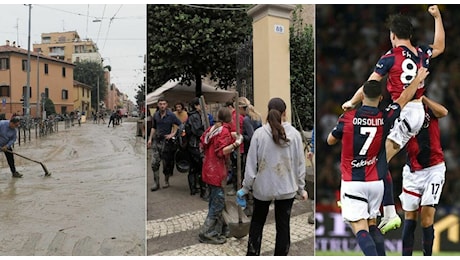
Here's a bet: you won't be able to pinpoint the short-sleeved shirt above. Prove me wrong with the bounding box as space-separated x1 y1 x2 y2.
375 45 432 101
152 110 182 138
0 120 17 148
331 103 401 182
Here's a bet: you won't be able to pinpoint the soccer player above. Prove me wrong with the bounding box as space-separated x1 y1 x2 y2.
327 67 429 256
400 95 447 256
342 5 445 233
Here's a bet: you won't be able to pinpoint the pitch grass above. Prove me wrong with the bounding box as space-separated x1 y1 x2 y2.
315 250 460 256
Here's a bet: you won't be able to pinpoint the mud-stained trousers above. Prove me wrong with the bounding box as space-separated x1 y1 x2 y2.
151 138 175 190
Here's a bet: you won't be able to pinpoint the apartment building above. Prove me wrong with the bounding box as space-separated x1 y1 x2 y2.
0 41 75 119
33 31 102 64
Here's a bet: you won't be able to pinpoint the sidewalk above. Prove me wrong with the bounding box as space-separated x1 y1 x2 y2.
147 150 315 256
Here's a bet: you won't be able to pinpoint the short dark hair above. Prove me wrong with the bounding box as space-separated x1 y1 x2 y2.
10 117 20 123
174 102 185 109
158 98 167 103
387 13 413 40
363 80 382 99
189 97 200 110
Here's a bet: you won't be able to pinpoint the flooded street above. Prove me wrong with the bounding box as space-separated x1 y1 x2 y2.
0 119 146 256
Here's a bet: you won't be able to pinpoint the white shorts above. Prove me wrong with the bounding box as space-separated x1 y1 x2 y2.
399 162 445 211
387 101 425 148
340 180 383 223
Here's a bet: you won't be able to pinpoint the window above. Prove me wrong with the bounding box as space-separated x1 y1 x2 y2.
22 60 29 71
0 58 9 70
44 64 49 74
62 67 66 77
45 88 49 98
62 89 68 100
42 36 51 43
0 85 10 97
22 86 32 98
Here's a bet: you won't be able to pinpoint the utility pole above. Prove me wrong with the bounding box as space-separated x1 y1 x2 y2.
36 52 40 118
97 75 100 114
25 4 32 118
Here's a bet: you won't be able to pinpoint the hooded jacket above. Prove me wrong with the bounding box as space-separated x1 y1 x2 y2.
200 123 233 187
241 122 306 201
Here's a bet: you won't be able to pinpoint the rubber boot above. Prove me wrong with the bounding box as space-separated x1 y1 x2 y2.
199 218 226 244
163 174 170 188
151 171 159 192
188 174 197 195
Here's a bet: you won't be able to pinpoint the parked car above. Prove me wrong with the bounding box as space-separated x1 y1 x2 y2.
131 111 139 117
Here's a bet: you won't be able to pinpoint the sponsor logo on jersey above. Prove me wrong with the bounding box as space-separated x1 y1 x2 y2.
351 156 378 168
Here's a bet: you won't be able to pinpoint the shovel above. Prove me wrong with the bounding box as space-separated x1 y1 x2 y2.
222 91 251 239
5 149 51 176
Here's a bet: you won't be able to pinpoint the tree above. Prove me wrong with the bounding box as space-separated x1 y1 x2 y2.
135 82 145 113
147 4 253 96
290 5 314 130
73 60 108 110
44 98 56 116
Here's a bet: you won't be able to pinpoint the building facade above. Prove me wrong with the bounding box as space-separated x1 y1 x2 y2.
73 80 92 118
0 42 75 119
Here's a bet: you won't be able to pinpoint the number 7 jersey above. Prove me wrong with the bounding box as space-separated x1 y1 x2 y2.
331 104 401 181
375 45 433 101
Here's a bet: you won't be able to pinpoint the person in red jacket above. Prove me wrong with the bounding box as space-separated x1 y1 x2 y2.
198 106 243 244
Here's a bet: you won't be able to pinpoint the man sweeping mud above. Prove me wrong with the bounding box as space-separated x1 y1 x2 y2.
0 117 23 178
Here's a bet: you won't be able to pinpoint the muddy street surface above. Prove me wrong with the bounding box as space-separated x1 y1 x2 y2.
0 119 146 256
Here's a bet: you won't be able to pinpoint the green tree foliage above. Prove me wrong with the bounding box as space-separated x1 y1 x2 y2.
73 60 108 110
44 98 56 115
147 4 253 96
135 82 145 112
290 5 314 130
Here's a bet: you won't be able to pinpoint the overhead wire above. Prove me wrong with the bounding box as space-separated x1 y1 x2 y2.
101 5 123 52
182 4 251 11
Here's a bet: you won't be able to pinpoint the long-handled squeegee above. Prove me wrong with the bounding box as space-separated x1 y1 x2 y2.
5 150 51 176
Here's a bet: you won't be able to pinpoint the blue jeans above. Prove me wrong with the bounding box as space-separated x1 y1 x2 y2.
202 185 225 236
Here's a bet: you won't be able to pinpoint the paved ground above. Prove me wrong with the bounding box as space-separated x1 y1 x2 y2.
146 150 315 256
0 118 146 256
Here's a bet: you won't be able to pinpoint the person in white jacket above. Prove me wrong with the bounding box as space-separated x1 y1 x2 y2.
237 97 308 256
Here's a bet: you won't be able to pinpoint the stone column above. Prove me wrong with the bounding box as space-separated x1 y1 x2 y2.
247 4 295 122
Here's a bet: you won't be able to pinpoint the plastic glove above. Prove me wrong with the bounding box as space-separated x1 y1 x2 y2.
234 134 244 146
236 196 246 209
236 189 246 199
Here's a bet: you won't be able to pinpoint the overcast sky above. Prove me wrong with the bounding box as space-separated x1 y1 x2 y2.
0 4 146 102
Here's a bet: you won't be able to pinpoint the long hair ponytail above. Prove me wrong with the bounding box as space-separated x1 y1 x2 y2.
267 98 289 145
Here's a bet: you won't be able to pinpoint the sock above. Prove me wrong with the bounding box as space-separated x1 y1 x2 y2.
422 225 434 256
402 219 417 256
383 205 397 219
369 225 386 256
356 230 378 256
382 171 395 207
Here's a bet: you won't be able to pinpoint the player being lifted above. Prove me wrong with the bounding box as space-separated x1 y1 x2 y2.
342 5 445 234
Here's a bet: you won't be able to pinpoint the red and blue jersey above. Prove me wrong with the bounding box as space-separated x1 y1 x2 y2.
405 107 444 171
374 45 432 101
331 104 401 181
